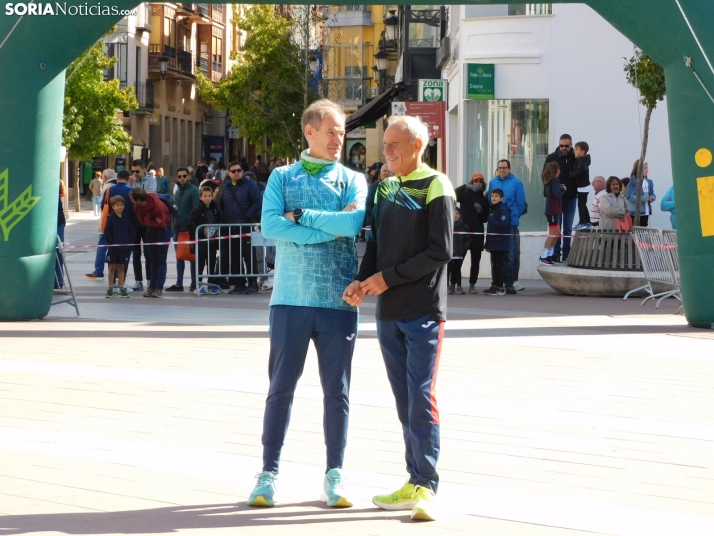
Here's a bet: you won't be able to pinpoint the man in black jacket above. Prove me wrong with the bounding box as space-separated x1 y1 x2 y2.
543 134 577 262
343 115 454 522
454 173 489 293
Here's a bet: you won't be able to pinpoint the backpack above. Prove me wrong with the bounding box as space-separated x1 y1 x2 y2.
157 193 180 219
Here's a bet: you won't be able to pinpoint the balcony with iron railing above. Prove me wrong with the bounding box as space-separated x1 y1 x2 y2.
198 56 209 75
196 3 209 16
212 61 223 82
135 81 154 112
179 50 193 74
324 4 372 25
325 78 364 106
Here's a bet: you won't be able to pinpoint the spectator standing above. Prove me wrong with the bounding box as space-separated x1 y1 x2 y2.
344 114 454 521
130 188 172 298
599 176 628 230
544 134 577 261
103 196 135 298
483 188 511 295
571 141 592 230
166 167 200 292
589 176 607 227
86 169 118 280
455 173 489 293
487 160 526 294
626 160 656 227
660 185 676 230
217 161 262 294
129 160 155 291
156 167 170 194
89 172 103 216
248 99 366 508
539 161 566 264
448 206 470 294
188 185 222 294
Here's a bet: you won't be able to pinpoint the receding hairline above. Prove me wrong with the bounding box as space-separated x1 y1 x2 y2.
301 99 346 131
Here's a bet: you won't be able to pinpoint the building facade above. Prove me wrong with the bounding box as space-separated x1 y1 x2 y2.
442 3 674 278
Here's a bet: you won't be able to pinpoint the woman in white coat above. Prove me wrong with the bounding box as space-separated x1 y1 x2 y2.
599 176 628 230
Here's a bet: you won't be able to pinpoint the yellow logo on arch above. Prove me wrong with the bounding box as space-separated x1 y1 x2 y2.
0 168 41 241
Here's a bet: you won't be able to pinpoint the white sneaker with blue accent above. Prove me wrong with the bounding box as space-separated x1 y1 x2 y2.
320 468 352 507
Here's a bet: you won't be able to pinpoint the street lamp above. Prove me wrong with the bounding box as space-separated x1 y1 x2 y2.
374 49 389 72
159 55 169 80
384 9 398 42
309 54 318 73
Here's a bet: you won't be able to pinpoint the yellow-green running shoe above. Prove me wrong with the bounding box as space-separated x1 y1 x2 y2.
320 468 352 507
411 485 436 521
247 471 276 507
372 481 417 510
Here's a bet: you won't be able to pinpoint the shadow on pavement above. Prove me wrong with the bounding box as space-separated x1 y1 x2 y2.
0 502 409 534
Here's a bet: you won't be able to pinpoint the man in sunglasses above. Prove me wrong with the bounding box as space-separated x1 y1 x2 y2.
165 167 199 293
128 160 156 291
543 134 577 263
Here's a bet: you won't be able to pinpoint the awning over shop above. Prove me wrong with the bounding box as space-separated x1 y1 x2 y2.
345 86 399 132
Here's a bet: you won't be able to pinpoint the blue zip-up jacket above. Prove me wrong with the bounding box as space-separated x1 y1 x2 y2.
261 160 367 311
625 177 656 216
218 177 262 223
174 182 200 232
660 185 676 230
487 173 527 226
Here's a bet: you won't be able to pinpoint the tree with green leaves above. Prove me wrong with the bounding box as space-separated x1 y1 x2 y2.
196 5 311 159
624 50 666 226
63 30 138 211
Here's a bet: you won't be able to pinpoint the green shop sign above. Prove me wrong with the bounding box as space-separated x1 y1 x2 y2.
466 63 495 99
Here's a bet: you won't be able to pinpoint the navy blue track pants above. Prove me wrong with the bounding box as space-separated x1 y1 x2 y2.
377 315 443 492
262 305 358 474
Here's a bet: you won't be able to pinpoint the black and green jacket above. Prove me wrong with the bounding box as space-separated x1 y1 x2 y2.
357 163 455 322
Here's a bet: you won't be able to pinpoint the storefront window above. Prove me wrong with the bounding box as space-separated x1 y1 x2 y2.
464 99 549 232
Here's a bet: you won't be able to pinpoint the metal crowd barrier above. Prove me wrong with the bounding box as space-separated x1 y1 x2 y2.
51 234 80 316
194 223 275 288
628 227 682 309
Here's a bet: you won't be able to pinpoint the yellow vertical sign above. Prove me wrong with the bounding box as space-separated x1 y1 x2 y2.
697 176 714 237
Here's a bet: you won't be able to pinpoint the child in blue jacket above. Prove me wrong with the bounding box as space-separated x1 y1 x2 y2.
484 188 511 296
104 196 136 298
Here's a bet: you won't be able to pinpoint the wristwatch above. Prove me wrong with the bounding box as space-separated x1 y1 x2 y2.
293 208 303 224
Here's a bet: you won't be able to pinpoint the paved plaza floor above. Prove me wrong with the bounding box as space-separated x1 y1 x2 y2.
1 211 713 535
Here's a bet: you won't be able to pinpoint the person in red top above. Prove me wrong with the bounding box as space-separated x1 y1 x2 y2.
130 188 172 298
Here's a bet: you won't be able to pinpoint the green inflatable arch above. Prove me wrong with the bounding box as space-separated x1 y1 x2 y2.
1 1 713 326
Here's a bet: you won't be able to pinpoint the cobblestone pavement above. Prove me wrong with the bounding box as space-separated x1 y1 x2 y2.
1 211 713 535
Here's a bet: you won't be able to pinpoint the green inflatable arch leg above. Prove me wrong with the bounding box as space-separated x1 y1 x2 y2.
1 0 714 326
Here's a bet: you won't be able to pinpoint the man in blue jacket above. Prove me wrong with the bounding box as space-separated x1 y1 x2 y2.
166 167 200 292
217 161 262 294
487 160 527 294
247 99 367 508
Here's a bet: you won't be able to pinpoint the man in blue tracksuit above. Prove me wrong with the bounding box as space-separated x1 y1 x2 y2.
344 115 455 522
487 160 527 294
247 99 367 509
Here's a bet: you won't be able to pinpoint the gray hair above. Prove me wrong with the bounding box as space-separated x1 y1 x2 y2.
102 168 116 181
301 99 345 131
592 175 606 184
387 115 430 154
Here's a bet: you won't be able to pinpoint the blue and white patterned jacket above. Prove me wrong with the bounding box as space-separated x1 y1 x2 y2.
261 159 367 311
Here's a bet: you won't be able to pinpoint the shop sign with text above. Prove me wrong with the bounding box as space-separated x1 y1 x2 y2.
419 79 447 104
466 63 494 100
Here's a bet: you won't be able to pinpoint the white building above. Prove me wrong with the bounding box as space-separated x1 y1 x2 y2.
442 3 673 278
